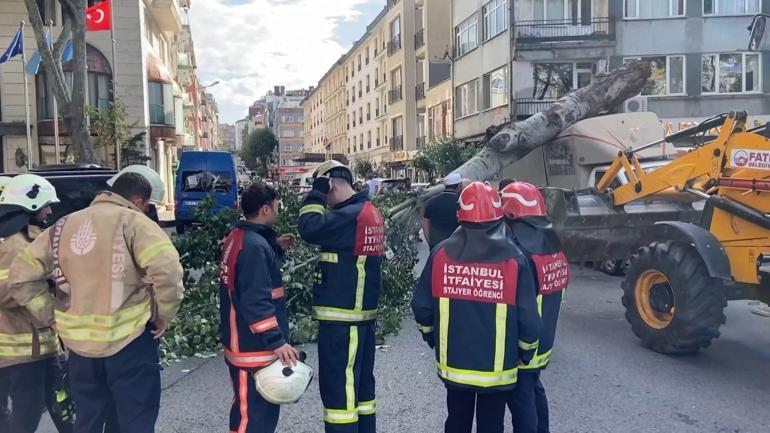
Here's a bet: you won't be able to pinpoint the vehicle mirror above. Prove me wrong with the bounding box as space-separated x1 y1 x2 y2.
749 15 766 51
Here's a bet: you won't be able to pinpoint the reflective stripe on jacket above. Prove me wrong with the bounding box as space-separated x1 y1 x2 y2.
298 190 384 324
9 192 185 358
0 227 59 368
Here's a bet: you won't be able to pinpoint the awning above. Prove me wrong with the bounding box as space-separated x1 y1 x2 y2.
147 55 173 83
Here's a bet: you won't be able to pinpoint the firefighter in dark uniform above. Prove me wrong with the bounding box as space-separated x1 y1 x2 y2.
412 181 542 433
501 182 569 433
219 182 300 433
298 161 385 433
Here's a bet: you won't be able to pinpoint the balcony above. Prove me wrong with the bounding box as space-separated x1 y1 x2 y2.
515 98 556 119
388 85 403 104
390 136 404 151
416 136 426 149
515 17 614 44
415 82 425 101
415 28 425 49
150 0 182 32
387 35 402 56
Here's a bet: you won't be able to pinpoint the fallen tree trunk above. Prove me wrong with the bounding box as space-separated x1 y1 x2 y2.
390 60 652 223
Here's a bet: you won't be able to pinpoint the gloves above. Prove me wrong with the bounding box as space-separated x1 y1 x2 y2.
422 331 435 349
312 176 330 195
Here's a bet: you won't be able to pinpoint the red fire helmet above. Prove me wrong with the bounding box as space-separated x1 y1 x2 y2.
457 181 503 223
500 182 547 218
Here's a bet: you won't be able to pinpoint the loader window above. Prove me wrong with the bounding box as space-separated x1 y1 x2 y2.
594 170 622 190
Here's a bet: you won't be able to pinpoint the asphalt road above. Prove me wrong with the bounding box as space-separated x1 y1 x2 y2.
38 265 770 433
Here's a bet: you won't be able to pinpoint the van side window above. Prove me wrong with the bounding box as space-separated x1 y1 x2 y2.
183 171 234 193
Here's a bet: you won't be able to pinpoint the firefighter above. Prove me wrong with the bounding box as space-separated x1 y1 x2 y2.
0 174 60 433
501 182 569 433
412 181 542 433
0 175 12 432
219 182 300 433
298 160 384 433
8 172 184 433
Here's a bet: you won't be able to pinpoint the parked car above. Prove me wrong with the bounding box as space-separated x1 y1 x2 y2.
175 151 239 234
1 164 118 226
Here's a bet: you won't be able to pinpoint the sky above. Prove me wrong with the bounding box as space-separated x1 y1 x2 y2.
188 0 384 125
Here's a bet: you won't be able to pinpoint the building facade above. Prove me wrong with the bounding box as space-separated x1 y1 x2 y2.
220 123 235 151
302 85 325 155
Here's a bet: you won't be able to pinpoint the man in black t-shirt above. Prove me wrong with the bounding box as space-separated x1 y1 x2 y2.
422 173 463 249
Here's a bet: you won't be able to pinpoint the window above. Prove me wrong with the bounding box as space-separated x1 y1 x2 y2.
483 65 509 109
702 53 761 93
455 14 478 58
455 79 479 118
625 0 685 18
367 103 371 120
483 0 508 41
532 62 594 99
532 0 593 20
148 81 173 125
358 55 362 71
182 171 233 193
366 47 370 64
704 0 760 15
366 75 371 93
391 16 401 40
368 131 372 149
624 56 685 96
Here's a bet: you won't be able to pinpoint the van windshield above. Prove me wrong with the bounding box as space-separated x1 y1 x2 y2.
182 171 233 193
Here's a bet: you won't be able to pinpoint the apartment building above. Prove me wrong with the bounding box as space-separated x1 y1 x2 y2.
452 0 770 143
302 85 325 155
276 102 305 179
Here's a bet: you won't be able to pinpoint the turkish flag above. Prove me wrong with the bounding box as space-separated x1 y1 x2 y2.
86 0 112 32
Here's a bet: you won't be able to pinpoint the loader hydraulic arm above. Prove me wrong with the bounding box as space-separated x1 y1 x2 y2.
596 112 748 206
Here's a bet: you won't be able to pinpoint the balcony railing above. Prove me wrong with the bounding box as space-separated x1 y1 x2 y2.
416 136 426 149
515 97 556 119
388 85 403 104
515 17 614 43
415 28 425 49
390 136 404 151
416 82 425 101
387 35 402 56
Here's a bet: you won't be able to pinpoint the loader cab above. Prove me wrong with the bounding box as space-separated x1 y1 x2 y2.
589 159 671 190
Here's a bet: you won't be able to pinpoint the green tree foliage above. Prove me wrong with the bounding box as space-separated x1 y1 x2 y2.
88 102 148 168
241 129 278 173
162 187 419 361
353 160 377 180
412 138 479 178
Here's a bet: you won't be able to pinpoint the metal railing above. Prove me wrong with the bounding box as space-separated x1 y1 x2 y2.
388 35 402 56
388 85 403 104
515 17 614 43
416 82 425 101
415 28 425 49
390 136 404 151
515 98 556 118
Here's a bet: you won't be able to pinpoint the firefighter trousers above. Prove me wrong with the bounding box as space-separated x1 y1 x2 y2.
508 371 550 433
445 387 507 433
0 359 49 433
318 322 376 433
68 327 161 433
227 364 280 433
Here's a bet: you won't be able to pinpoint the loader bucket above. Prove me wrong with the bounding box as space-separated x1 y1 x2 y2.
541 188 703 263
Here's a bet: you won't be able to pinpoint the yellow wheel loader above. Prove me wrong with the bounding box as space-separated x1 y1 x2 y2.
546 111 770 353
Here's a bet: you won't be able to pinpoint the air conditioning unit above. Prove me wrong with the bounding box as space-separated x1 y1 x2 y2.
624 96 648 113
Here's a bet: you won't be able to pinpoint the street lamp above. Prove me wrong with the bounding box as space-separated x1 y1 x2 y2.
201 81 220 89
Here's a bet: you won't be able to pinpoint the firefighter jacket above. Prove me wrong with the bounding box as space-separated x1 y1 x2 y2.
8 192 184 358
509 217 569 372
411 220 542 392
219 221 288 370
298 190 385 324
0 224 58 368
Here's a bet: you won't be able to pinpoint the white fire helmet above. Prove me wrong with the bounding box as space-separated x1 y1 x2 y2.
253 354 314 405
0 174 60 212
0 176 12 193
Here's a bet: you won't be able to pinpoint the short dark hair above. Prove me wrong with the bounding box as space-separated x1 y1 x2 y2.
111 173 152 202
242 182 278 218
498 178 516 190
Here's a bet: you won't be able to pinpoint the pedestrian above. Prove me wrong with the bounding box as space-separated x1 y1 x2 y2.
298 160 385 433
412 181 542 433
0 174 61 433
421 173 463 249
219 182 300 433
501 182 569 433
8 172 185 433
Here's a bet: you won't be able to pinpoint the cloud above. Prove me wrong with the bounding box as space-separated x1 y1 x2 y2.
188 0 378 124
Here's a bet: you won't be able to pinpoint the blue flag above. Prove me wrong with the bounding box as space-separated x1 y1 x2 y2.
26 33 74 75
0 27 23 65
62 40 73 62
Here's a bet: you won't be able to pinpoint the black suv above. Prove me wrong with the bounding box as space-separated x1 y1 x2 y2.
1 164 117 225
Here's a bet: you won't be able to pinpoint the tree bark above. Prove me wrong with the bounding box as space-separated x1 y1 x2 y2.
389 60 652 221
24 0 98 163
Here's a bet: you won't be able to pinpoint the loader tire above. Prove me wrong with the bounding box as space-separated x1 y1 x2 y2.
622 241 727 354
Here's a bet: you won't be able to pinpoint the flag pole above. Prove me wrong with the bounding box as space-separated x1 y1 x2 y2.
109 0 120 169
48 20 60 163
20 21 33 170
